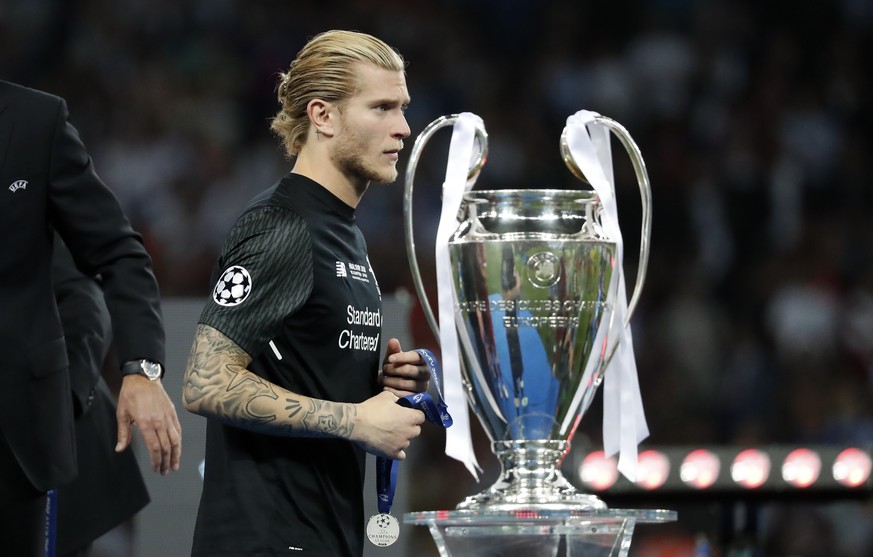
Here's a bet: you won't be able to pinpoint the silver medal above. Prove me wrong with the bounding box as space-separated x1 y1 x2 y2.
366 513 399 547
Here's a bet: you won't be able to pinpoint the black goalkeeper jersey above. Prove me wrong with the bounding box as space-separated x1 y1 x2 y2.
192 174 382 557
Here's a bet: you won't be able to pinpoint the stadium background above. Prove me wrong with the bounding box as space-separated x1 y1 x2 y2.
3 1 872 555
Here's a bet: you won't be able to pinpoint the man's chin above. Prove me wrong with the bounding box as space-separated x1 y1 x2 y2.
369 170 399 185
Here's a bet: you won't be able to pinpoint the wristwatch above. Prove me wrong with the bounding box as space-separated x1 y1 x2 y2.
121 359 164 381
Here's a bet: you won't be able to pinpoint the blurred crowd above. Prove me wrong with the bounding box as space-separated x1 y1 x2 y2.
3 0 872 555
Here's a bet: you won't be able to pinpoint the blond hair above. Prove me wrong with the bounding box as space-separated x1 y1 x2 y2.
270 30 406 157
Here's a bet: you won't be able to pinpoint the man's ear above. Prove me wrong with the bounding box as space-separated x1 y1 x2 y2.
307 99 336 138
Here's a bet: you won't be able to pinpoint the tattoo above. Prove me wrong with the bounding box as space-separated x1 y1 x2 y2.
227 367 279 424
184 324 273 428
285 397 304 419
183 324 356 440
284 396 356 438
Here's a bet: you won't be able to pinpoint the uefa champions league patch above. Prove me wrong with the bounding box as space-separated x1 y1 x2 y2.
212 265 253 306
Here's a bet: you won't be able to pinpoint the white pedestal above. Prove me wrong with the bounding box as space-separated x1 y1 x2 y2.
404 508 676 557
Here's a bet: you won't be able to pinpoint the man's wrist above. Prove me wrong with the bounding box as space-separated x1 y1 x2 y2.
121 359 164 381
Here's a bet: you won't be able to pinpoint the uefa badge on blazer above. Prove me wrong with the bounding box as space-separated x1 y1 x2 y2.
8 179 27 193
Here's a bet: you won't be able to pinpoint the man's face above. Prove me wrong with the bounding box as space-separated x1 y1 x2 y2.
331 63 411 186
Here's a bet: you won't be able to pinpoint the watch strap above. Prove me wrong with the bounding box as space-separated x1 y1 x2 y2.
121 359 164 380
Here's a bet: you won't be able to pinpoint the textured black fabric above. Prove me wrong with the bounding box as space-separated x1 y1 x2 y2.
0 79 164 494
199 204 313 359
52 238 150 554
193 174 382 557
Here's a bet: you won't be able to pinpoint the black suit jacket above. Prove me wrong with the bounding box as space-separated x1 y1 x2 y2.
0 80 165 491
52 239 150 554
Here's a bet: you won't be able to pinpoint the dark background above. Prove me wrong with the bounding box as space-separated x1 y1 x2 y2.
3 1 872 555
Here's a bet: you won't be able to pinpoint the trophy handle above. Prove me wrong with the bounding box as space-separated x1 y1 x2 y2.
559 116 652 325
403 114 489 340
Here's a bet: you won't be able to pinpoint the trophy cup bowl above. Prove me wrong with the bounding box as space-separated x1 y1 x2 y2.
450 187 616 512
403 114 652 513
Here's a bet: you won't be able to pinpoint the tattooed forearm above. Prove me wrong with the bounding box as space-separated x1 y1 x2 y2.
284 397 356 438
227 369 279 426
183 324 252 410
182 324 356 440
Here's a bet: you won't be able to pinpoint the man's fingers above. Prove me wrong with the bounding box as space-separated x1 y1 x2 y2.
137 425 164 473
115 414 132 453
383 386 417 398
383 373 429 391
134 418 183 474
385 337 402 355
154 422 174 475
116 379 183 474
170 414 183 471
386 350 423 366
385 362 430 381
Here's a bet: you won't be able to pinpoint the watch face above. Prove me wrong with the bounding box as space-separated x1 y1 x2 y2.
141 361 162 380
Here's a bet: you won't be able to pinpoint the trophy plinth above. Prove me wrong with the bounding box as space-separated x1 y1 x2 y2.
403 508 677 557
457 440 606 512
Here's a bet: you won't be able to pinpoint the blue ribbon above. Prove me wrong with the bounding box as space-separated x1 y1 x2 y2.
376 349 452 514
44 489 57 557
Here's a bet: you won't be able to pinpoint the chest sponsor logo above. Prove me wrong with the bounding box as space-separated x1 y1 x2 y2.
8 179 27 193
336 261 347 277
212 265 253 306
338 304 381 352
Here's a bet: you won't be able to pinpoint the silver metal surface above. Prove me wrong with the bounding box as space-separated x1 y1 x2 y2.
450 189 614 510
403 114 488 339
560 115 652 322
404 115 652 512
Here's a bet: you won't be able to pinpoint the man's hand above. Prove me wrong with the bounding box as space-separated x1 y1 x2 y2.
380 338 431 398
116 375 183 475
352 391 424 460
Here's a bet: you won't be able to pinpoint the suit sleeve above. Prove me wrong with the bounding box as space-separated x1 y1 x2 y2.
45 98 165 368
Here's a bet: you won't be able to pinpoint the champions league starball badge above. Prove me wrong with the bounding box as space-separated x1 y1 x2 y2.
212 265 252 306
366 513 399 547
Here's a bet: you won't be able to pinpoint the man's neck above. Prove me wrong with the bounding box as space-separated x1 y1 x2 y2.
291 152 366 208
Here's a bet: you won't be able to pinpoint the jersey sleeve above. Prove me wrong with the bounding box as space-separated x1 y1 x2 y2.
199 205 313 357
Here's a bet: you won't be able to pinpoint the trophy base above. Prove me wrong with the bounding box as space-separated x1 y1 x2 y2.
404 508 677 557
457 493 607 513
457 440 607 512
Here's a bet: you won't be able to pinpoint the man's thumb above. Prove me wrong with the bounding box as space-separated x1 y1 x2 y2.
116 416 131 452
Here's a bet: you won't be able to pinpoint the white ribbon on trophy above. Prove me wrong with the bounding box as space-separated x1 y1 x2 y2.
435 112 484 478
563 110 649 481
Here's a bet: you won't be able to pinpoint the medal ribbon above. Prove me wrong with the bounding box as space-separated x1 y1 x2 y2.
44 489 57 557
376 349 453 514
563 110 649 481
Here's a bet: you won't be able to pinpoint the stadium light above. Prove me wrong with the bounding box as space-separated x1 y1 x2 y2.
571 445 873 503
833 448 873 488
731 448 770 489
579 450 619 491
782 448 821 488
636 450 670 490
681 449 721 490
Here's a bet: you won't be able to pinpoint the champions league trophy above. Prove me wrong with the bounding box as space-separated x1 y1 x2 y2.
402 111 675 556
